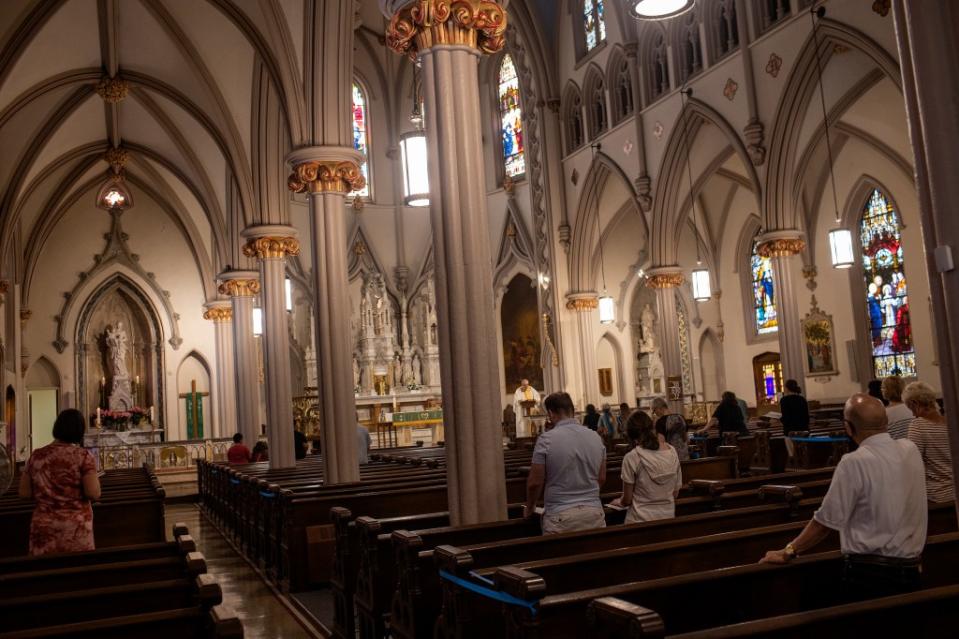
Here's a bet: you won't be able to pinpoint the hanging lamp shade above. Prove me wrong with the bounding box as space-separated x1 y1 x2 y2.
285 278 293 312
828 228 855 269
630 0 695 20
598 293 616 325
691 268 711 301
400 131 430 207
252 307 263 336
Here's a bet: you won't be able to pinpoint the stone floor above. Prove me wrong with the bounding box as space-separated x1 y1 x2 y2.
164 503 315 639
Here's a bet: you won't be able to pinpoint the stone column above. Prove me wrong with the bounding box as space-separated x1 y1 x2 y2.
287 154 364 483
217 271 260 446
565 294 599 408
646 268 685 412
892 0 959 510
242 228 300 469
756 232 806 386
203 301 236 439
382 0 509 524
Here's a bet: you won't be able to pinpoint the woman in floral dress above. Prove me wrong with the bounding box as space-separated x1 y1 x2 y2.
18 409 101 555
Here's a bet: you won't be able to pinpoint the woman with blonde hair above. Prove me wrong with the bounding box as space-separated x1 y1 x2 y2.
903 381 954 502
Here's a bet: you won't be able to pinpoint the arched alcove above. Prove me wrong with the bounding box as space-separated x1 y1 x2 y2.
176 351 211 441
500 273 542 393
75 274 165 427
597 333 625 403
26 357 60 451
698 329 725 402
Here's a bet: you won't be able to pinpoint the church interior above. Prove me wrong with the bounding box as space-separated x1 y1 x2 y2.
2 0 959 637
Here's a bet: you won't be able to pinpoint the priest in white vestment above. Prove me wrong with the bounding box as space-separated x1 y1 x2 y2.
512 379 541 437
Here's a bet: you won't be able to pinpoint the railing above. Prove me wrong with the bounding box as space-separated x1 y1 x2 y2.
94 437 233 471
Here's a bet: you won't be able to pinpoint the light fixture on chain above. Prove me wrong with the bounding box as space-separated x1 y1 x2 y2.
680 87 712 301
591 143 616 325
400 61 430 207
809 7 853 269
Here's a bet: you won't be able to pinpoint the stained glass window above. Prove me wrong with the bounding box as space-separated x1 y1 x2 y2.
498 55 525 179
751 245 778 334
351 82 370 198
861 189 915 377
583 0 607 53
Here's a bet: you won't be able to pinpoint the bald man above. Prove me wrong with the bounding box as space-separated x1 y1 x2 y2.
760 393 927 599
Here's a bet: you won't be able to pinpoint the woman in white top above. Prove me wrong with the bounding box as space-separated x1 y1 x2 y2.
881 376 912 439
611 410 682 523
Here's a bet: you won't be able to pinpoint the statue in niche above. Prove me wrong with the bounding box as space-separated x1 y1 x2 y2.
639 303 659 353
352 356 360 389
412 353 423 385
392 353 403 388
105 322 130 379
402 354 414 386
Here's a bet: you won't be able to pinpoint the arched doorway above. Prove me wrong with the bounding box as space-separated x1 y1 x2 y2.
27 357 60 451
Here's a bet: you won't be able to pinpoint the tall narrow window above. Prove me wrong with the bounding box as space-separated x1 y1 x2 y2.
861 189 915 377
351 82 370 198
498 55 526 179
751 243 778 334
583 0 607 52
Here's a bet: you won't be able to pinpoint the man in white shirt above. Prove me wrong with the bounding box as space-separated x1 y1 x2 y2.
525 392 607 534
512 379 541 438
760 393 927 598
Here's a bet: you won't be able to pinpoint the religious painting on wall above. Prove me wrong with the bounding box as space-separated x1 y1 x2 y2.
860 188 915 378
598 368 613 397
802 297 839 377
500 274 543 392
751 244 778 335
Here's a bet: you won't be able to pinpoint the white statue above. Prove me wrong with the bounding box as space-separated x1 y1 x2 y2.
639 303 658 353
105 322 129 379
412 353 422 385
393 353 403 387
402 353 414 386
352 356 360 388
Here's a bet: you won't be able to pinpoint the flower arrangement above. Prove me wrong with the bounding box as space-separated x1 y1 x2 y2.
406 382 421 392
100 407 151 431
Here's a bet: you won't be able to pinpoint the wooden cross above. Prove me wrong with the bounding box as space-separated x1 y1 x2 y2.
179 379 210 439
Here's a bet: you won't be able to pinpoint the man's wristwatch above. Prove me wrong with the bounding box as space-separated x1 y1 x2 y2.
784 543 798 561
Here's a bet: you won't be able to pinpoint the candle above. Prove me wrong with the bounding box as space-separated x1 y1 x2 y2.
135 375 140 385
149 406 154 423
100 377 106 387
96 407 101 426
392 390 398 414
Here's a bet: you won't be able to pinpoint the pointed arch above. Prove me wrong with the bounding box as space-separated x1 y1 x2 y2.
650 98 762 266
669 5 704 84
561 80 585 154
494 202 536 292
597 331 626 402
705 0 740 61
26 356 60 389
640 23 670 104
763 18 902 231
176 350 212 440
605 46 633 126
583 63 608 139
697 328 725 401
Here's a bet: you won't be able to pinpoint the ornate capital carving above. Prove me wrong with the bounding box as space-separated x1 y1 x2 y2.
288 160 366 194
386 0 507 59
756 237 805 258
565 295 598 312
203 307 233 322
217 279 260 297
645 270 684 289
95 75 129 104
242 236 300 260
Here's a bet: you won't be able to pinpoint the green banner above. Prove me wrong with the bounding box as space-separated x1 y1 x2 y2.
392 409 443 424
185 395 204 439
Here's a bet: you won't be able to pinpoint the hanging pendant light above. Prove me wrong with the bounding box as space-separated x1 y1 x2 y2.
691 268 712 301
285 277 293 312
630 0 695 21
808 7 850 269
252 307 263 336
599 292 616 325
400 61 429 207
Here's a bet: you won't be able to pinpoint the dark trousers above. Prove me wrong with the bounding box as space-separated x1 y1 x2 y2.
841 554 922 601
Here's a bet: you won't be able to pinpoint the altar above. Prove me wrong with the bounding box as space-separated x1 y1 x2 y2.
84 428 164 448
356 391 442 448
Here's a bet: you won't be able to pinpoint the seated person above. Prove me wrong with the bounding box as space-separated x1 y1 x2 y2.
251 441 269 463
651 396 689 461
698 391 748 437
611 410 682 523
904 381 954 503
883 376 913 439
294 428 308 460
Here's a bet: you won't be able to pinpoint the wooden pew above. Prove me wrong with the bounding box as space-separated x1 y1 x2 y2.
431 504 959 639
587 532 959 639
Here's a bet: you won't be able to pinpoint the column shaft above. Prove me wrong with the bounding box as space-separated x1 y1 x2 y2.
231 295 259 445
654 287 684 412
420 44 507 524
772 254 805 385
310 190 359 483
260 257 296 468
213 320 236 439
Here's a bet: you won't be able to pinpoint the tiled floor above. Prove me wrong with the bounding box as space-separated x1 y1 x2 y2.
165 503 313 639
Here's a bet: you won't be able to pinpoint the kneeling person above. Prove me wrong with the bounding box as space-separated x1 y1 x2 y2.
612 410 682 523
525 392 607 534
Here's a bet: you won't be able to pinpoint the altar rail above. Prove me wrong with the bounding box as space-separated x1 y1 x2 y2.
94 437 233 471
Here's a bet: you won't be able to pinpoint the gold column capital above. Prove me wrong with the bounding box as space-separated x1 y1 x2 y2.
565 294 599 312
386 0 508 59
203 307 233 322
218 279 260 297
756 237 806 258
287 160 366 194
645 271 685 289
242 236 301 260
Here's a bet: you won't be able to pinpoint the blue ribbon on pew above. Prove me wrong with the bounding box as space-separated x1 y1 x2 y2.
438 569 539 615
789 436 850 443
230 478 240 485
260 491 275 498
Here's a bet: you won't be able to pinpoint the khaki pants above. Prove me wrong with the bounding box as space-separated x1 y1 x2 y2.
542 505 606 535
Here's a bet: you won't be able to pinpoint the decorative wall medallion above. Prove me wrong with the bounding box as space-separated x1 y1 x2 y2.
723 78 738 101
653 121 664 140
623 140 634 155
833 44 849 55
872 0 890 17
765 53 783 78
